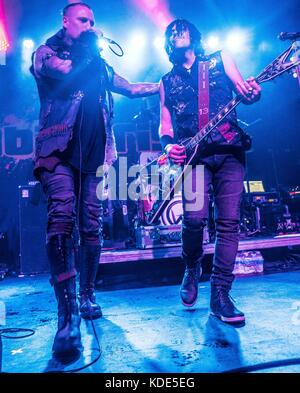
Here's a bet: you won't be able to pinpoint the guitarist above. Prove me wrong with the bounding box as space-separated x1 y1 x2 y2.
159 19 261 323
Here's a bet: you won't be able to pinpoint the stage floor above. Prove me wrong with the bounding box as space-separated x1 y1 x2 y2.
1 270 300 373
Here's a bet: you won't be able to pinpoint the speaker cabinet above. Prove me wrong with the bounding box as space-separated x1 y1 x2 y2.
3 126 33 157
18 182 49 275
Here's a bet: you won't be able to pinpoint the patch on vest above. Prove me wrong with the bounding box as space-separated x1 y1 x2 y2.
209 57 217 70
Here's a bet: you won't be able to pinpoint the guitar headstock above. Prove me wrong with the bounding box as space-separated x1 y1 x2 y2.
256 42 300 84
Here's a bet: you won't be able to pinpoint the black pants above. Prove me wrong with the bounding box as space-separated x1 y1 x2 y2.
182 153 245 288
40 163 102 246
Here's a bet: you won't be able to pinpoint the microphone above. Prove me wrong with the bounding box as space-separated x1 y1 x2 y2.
278 32 300 41
92 29 124 57
92 28 117 45
101 36 117 45
98 35 124 56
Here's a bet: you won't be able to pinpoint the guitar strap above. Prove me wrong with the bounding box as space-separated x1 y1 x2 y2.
198 61 210 130
198 59 237 143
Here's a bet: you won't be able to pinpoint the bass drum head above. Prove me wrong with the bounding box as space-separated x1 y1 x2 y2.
161 194 183 226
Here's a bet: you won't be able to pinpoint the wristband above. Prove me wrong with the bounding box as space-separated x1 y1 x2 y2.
164 144 173 154
160 135 174 151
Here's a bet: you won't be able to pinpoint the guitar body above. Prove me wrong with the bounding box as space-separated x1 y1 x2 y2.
181 138 202 165
144 142 200 225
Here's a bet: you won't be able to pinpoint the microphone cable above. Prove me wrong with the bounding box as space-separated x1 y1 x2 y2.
100 36 124 57
107 40 124 57
46 104 103 373
65 99 102 373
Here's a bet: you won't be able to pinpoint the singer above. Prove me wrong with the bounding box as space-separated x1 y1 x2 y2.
30 2 159 358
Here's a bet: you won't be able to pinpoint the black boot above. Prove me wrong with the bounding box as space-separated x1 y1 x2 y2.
210 285 245 323
47 235 81 356
79 244 102 320
180 264 201 307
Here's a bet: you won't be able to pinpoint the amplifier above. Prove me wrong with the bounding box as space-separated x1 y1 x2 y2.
135 224 210 249
135 225 182 249
2 126 34 158
244 192 281 206
288 190 300 199
18 182 49 275
101 200 130 249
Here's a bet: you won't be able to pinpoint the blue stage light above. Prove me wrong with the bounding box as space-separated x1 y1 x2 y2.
98 37 109 50
128 32 147 49
22 39 34 49
205 35 221 51
153 36 165 50
22 39 35 75
225 28 251 54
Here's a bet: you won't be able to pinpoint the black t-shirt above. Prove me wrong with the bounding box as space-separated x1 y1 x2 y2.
66 56 106 173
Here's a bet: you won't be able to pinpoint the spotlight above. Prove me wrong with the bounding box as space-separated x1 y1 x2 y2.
22 39 35 75
225 28 251 54
0 39 9 51
98 37 109 50
129 32 146 49
205 35 221 51
0 24 9 52
23 39 34 49
258 41 271 52
153 36 165 50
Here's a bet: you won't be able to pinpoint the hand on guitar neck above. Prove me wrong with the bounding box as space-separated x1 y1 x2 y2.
235 76 261 104
221 52 261 104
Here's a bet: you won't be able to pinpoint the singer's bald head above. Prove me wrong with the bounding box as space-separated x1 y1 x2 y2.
63 2 92 16
62 3 95 40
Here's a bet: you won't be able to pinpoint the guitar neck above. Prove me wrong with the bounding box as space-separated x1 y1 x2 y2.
187 44 300 152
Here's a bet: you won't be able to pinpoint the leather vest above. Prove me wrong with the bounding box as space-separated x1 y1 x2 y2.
162 51 246 148
31 29 117 171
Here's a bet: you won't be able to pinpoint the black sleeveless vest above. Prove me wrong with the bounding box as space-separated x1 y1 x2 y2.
162 51 246 149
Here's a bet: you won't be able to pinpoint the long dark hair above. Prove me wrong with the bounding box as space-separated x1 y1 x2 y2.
165 19 204 64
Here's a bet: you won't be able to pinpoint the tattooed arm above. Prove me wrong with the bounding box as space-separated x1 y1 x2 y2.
111 73 159 98
33 45 72 80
